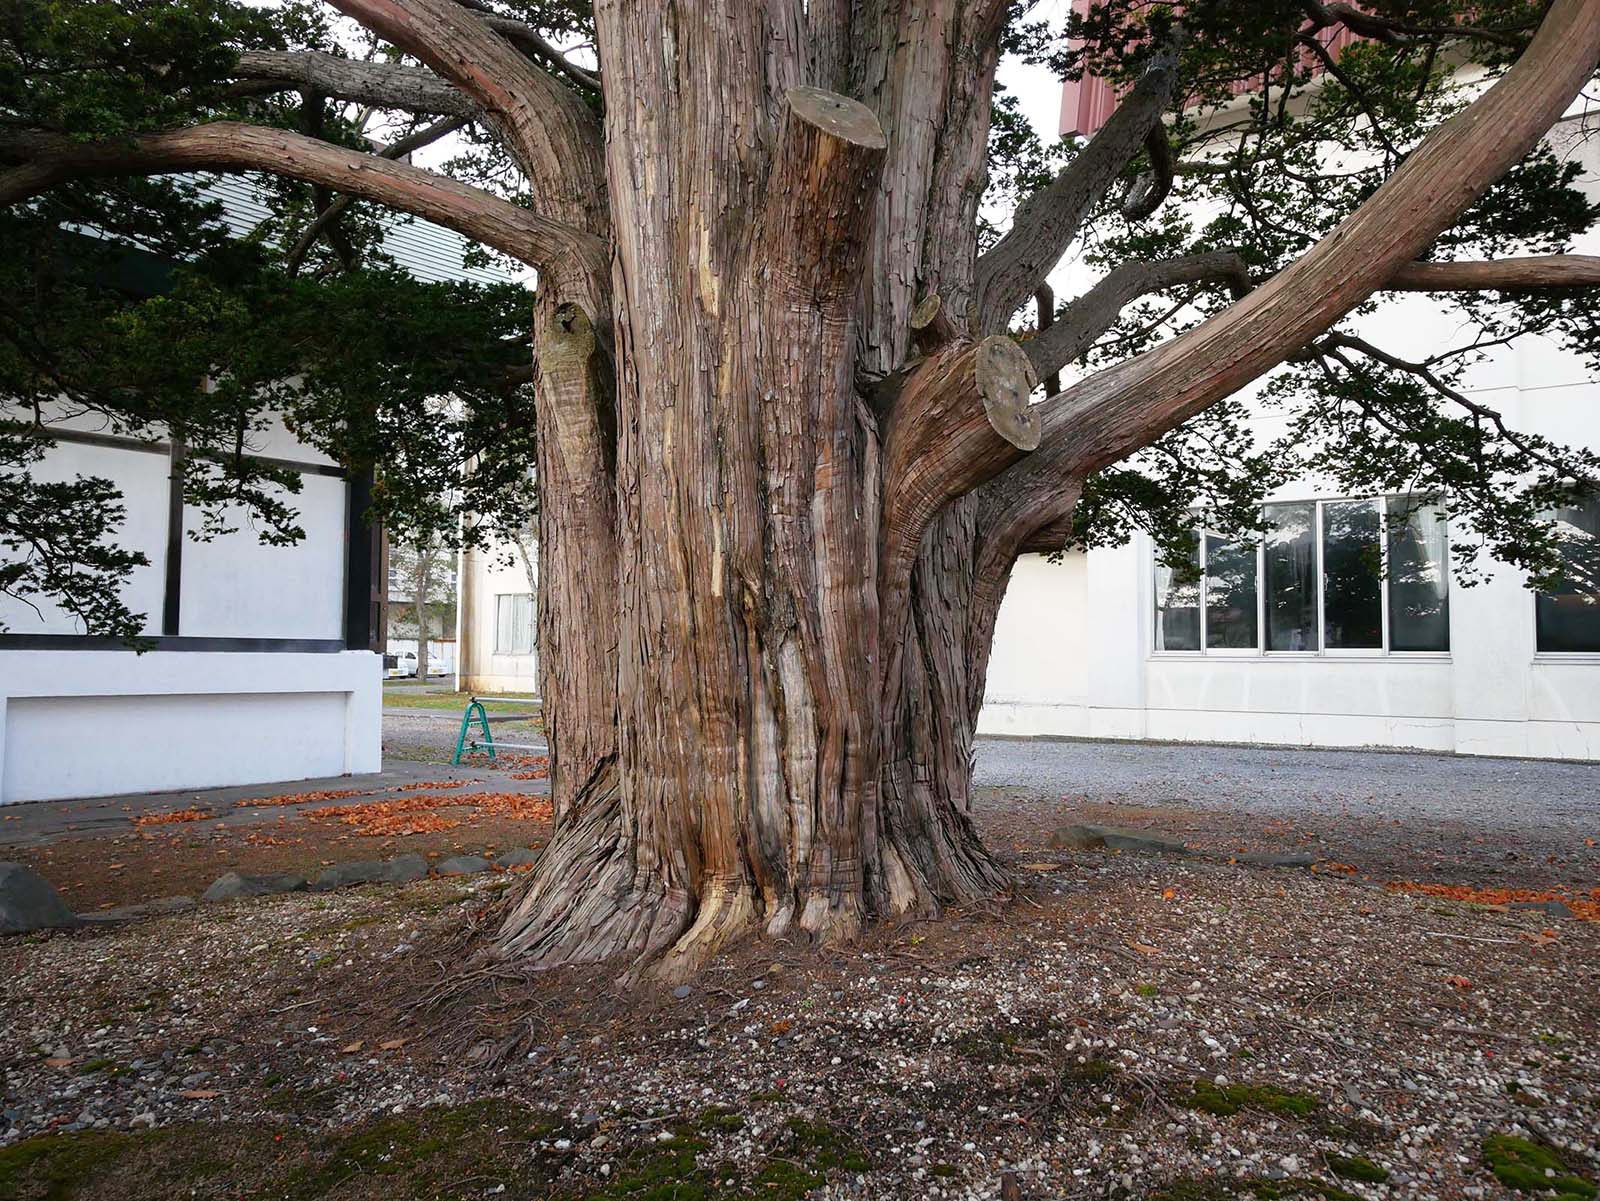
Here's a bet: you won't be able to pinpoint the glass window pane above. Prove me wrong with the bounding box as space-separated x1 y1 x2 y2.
1154 531 1201 651
1322 499 1383 650
1263 502 1317 651
517 594 536 655
1536 496 1600 653
1205 534 1258 649
494 594 513 653
1386 497 1449 651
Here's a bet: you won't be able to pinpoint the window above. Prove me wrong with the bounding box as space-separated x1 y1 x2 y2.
1321 499 1383 649
1264 502 1317 651
1205 533 1258 649
1535 495 1600 653
494 593 536 655
1153 531 1201 651
1386 497 1450 652
1153 496 1450 655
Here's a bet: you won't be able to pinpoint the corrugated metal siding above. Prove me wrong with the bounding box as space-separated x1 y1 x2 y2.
199 174 521 287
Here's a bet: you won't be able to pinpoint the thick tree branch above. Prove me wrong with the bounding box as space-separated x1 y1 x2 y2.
1024 251 1252 381
881 335 1040 588
0 122 599 272
972 37 1181 334
447 0 603 91
1389 255 1600 290
989 0 1600 566
1023 250 1600 383
324 0 605 233
230 49 476 117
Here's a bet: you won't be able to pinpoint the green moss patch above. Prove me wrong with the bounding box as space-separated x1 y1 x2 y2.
0 1099 564 1201
1182 1079 1322 1120
1326 1155 1389 1184
1483 1135 1597 1199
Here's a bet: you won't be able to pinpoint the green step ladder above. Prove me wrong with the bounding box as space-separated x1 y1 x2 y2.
452 695 543 764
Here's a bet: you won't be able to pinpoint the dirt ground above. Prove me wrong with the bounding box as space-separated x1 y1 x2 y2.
0 750 552 912
2 756 1597 1201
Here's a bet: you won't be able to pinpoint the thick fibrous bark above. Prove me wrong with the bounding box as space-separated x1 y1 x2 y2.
8 0 1596 986
1389 255 1600 290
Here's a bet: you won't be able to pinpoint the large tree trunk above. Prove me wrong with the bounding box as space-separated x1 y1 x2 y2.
493 0 1021 981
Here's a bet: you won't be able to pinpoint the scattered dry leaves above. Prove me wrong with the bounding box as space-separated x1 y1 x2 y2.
133 808 210 827
1386 881 1600 921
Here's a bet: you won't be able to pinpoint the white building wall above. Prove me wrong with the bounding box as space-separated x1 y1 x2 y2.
0 650 380 803
980 113 1600 761
0 414 383 803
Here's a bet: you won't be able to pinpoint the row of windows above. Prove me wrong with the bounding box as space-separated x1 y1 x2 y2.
1153 495 1600 656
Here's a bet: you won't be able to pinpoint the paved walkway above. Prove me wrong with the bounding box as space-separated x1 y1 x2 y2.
973 736 1600 839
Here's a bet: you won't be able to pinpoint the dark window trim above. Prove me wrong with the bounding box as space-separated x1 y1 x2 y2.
0 635 348 653
7 423 347 478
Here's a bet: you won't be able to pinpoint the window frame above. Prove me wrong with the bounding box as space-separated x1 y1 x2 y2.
1150 494 1450 660
1531 493 1600 661
492 592 536 657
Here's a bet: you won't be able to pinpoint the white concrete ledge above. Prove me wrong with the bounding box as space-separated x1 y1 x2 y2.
0 650 380 804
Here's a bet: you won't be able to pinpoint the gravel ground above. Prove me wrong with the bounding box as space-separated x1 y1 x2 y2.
974 739 1600 837
3 792 1597 1200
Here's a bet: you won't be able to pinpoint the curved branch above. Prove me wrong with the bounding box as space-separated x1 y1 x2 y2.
1120 122 1175 221
0 122 601 272
990 0 1600 559
230 49 476 117
324 0 605 233
1298 0 1533 49
972 36 1181 333
1025 251 1252 381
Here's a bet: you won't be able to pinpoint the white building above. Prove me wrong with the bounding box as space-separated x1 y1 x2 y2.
455 538 539 695
0 179 515 803
979 92 1600 761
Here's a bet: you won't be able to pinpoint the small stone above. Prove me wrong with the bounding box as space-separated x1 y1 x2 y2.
310 855 426 891
672 985 692 1000
1510 899 1574 919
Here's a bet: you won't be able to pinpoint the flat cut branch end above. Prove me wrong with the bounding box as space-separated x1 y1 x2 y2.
977 336 1041 452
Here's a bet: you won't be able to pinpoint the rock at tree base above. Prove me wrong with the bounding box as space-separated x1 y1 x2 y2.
202 872 307 903
494 847 541 867
1048 824 1189 855
310 854 427 891
435 854 492 877
0 863 79 934
1233 851 1316 869
81 896 197 923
